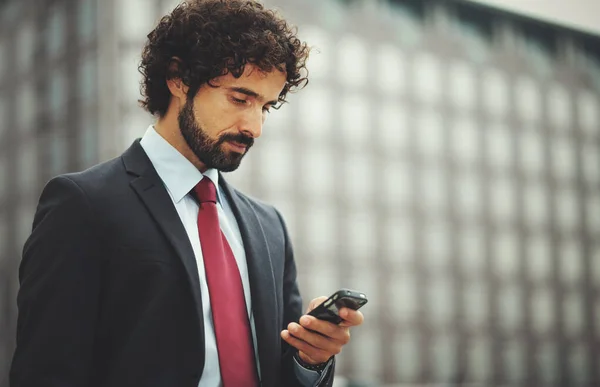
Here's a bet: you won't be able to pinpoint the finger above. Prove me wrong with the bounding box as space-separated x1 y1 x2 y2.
280 329 333 364
299 315 351 344
287 322 342 355
306 296 328 313
338 308 364 327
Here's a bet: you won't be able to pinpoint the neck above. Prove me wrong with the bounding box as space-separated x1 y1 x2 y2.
154 112 208 173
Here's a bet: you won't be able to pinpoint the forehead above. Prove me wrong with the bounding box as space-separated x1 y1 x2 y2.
218 64 287 98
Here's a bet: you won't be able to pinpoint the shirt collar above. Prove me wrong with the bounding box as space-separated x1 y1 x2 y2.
139 125 222 204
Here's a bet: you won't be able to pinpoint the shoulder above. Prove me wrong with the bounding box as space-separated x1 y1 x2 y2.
42 155 130 203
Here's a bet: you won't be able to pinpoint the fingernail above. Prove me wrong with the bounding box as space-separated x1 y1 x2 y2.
290 324 299 333
341 308 348 318
300 316 310 326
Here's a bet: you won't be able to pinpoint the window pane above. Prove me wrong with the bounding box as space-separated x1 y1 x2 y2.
415 107 444 158
302 26 330 80
515 76 541 123
493 229 520 279
376 43 405 94
298 86 333 140
340 93 370 149
79 109 98 168
337 34 367 88
343 152 374 201
48 68 67 118
414 52 441 104
345 210 376 259
523 181 549 229
463 281 488 330
449 60 476 110
431 334 456 380
551 137 577 182
455 170 482 220
486 122 513 171
563 291 584 339
419 164 447 214
17 140 37 194
304 202 336 257
582 142 600 186
519 129 545 176
381 159 411 207
490 176 516 225
530 287 554 335
384 215 414 262
121 49 143 108
555 186 579 233
394 333 421 381
467 337 492 381
47 5 65 58
482 68 509 118
423 220 452 270
578 91 599 133
49 132 68 176
350 329 381 377
390 270 417 322
497 284 523 332
536 342 559 385
428 276 454 329
568 343 590 385
78 0 97 43
17 80 36 130
258 138 293 195
460 224 486 276
527 233 552 283
17 21 35 73
559 239 582 287
503 339 526 383
79 54 98 105
547 83 572 129
301 143 334 197
118 0 156 40
452 115 480 165
587 196 600 235
378 102 409 154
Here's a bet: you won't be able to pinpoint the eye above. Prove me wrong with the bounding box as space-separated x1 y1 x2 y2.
231 97 247 105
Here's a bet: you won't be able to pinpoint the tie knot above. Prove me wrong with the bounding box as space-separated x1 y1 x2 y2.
193 178 217 203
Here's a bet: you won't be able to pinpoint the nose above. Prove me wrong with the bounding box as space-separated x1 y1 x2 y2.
239 109 264 139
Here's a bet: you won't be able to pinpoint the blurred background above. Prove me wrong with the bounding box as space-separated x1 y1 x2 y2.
1 0 599 386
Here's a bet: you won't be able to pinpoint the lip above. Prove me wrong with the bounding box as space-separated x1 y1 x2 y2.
226 141 247 153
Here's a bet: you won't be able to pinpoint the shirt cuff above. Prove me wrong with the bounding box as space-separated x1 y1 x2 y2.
293 355 333 387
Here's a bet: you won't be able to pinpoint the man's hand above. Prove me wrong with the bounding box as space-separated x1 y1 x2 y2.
280 296 364 365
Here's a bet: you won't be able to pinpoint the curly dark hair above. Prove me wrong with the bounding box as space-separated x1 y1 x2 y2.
138 0 310 117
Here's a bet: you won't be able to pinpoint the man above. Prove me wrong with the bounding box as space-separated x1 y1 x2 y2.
10 0 364 386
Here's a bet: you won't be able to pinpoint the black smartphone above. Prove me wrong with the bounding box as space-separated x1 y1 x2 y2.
307 289 368 324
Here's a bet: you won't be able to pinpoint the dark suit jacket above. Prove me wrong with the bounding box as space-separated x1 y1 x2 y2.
10 141 335 387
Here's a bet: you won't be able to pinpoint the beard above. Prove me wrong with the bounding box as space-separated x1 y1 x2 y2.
178 99 254 172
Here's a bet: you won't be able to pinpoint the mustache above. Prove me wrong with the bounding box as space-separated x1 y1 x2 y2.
218 133 254 148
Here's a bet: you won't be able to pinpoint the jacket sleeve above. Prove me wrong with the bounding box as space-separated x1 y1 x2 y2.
275 209 336 387
10 175 103 387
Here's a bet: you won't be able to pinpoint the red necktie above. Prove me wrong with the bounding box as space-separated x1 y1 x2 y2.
194 178 258 386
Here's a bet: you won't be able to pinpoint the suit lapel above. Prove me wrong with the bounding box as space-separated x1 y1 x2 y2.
122 141 206 372
219 175 279 387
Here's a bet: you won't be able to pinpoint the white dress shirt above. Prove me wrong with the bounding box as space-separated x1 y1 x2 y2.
140 126 322 386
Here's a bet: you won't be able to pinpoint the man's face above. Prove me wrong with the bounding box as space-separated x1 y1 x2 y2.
179 64 287 172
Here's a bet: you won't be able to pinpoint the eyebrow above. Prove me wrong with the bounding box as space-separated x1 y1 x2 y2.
227 87 279 106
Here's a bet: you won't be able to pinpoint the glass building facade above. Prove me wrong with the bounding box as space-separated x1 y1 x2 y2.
1 0 599 385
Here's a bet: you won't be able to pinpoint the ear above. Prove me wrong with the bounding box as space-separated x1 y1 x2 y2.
166 57 189 104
